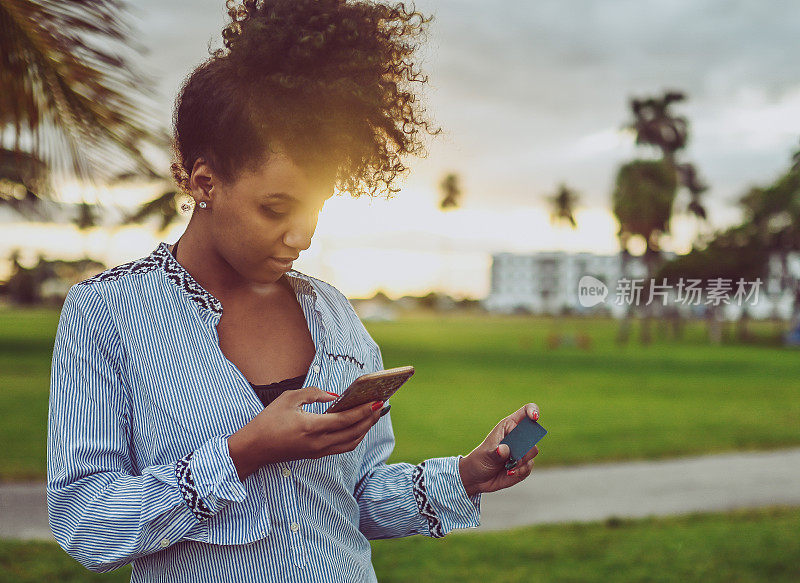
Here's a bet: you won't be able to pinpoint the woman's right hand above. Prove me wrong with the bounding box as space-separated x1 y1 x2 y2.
227 386 383 481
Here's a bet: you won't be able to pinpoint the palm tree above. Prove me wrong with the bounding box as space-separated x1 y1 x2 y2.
0 0 167 228
435 172 463 302
439 172 461 210
612 90 708 344
738 142 800 340
626 92 709 224
658 141 800 344
119 185 185 234
547 183 579 229
544 183 583 347
628 92 688 160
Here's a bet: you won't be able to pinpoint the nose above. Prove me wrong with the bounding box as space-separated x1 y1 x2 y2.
282 210 318 251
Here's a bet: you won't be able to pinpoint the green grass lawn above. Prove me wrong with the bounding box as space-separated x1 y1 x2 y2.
2 506 798 582
1 308 798 480
375 314 800 466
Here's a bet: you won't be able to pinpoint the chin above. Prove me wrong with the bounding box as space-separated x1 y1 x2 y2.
254 269 286 284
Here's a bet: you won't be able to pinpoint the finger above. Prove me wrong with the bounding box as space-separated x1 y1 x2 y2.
313 401 377 433
516 457 536 480
321 416 378 455
495 443 510 460
326 405 382 447
293 386 339 406
505 402 540 426
492 403 541 444
517 445 539 467
491 438 538 472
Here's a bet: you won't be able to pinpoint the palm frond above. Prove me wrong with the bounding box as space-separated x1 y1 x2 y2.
0 0 167 193
121 188 184 234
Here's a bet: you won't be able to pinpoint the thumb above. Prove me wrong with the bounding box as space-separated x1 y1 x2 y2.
494 443 510 461
294 386 339 406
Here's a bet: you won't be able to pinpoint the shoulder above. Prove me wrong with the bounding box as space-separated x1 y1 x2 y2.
76 247 163 289
290 270 354 312
69 244 170 314
57 283 124 363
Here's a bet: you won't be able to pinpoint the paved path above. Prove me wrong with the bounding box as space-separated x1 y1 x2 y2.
3 448 800 540
475 447 800 531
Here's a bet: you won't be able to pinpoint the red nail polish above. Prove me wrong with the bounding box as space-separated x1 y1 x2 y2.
495 446 501 456
371 401 384 411
506 469 516 476
325 391 339 397
533 411 539 421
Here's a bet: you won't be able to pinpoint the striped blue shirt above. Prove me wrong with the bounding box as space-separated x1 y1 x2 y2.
47 241 481 582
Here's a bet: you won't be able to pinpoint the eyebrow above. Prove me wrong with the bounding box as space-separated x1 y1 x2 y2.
261 190 332 206
261 193 297 202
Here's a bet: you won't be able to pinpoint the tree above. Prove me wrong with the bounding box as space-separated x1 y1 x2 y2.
434 171 463 294
613 159 677 278
658 140 800 344
612 90 708 344
736 140 800 340
547 183 579 229
119 183 185 234
439 172 461 210
0 0 167 226
545 183 588 348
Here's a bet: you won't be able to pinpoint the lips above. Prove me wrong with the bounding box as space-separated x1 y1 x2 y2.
269 256 297 271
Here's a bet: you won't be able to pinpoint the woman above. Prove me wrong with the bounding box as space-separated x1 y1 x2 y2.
47 1 540 581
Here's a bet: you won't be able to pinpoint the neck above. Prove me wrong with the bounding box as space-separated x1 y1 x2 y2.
173 216 283 303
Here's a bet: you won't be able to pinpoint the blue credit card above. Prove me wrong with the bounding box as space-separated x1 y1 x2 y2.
499 416 547 470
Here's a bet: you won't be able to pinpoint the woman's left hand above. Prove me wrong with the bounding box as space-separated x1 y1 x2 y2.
458 403 540 497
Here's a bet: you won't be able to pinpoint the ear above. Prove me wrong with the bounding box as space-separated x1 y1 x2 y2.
188 157 217 202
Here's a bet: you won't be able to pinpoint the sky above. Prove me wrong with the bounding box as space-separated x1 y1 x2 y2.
3 0 800 298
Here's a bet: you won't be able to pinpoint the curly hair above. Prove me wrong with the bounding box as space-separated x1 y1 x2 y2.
170 0 438 201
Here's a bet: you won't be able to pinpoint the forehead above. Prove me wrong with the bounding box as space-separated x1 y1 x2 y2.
234 153 335 202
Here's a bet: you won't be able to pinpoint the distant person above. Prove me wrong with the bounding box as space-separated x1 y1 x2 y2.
46 1 540 581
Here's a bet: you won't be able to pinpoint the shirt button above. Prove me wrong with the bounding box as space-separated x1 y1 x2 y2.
290 522 300 532
313 365 320 373
281 467 292 478
160 538 170 548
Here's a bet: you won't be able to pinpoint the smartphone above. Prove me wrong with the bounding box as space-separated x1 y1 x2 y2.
324 366 415 414
499 416 547 471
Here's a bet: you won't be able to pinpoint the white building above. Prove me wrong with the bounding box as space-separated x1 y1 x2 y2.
484 251 640 316
484 251 799 320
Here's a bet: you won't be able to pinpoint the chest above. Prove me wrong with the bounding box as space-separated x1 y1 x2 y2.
215 286 316 385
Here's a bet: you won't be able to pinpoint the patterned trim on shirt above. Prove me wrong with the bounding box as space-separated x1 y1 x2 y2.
76 254 161 286
158 244 223 315
175 451 214 521
411 461 444 538
325 352 365 369
77 243 224 315
76 242 323 317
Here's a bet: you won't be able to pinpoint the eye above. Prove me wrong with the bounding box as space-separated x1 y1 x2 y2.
262 206 288 218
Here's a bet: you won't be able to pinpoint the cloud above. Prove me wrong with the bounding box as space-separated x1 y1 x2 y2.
407 0 800 212
129 0 800 227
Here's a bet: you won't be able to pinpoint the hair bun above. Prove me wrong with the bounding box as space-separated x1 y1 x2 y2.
172 0 437 198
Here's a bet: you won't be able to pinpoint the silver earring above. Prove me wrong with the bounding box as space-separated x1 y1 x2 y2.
198 201 207 208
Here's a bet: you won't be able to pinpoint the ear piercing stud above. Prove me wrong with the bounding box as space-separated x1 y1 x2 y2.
198 201 207 208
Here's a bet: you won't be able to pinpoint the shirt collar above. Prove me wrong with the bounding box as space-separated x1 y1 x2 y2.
152 241 316 316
